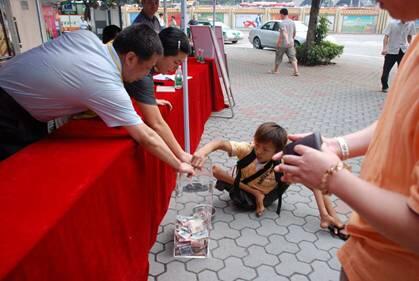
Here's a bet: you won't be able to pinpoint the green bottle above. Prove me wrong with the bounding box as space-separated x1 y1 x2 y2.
174 65 183 89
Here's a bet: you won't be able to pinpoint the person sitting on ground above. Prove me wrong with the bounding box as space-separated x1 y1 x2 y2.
102 24 121 44
124 27 193 164
192 122 288 217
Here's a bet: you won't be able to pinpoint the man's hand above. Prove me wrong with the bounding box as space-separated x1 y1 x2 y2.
381 50 388 56
156 99 173 111
178 162 195 176
179 152 193 163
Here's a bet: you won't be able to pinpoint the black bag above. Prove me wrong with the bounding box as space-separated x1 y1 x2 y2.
228 149 289 215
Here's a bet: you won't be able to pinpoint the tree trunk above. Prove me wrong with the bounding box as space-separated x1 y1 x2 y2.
306 0 320 48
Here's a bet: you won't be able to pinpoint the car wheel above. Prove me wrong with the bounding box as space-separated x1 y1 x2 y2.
232 40 238 44
253 37 263 49
294 40 301 47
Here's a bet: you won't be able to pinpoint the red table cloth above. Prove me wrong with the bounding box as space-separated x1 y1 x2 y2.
0 59 225 281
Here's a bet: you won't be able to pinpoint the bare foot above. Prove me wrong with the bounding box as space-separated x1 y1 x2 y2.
269 70 279 74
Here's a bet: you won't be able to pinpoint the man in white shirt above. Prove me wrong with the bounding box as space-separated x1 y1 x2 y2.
79 16 90 30
380 19 416 92
0 24 194 175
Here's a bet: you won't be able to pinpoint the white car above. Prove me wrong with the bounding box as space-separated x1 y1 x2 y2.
248 20 335 49
215 22 244 44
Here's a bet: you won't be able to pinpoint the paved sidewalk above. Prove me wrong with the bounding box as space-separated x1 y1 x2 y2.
148 35 387 281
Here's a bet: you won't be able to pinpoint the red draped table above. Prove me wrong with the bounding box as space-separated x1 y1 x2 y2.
0 59 225 281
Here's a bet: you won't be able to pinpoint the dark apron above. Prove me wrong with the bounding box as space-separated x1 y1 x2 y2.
0 87 48 160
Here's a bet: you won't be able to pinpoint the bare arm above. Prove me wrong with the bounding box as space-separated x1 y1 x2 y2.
336 121 377 159
276 144 419 254
137 101 191 163
191 140 232 168
124 123 194 174
329 168 419 254
407 35 412 44
382 35 389 55
285 121 377 160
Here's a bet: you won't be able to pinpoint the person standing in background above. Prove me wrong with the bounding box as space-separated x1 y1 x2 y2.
380 19 415 92
170 16 178 28
270 8 299 76
132 0 161 33
158 13 165 28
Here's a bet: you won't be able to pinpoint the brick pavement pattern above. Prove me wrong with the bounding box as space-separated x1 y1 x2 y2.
148 37 387 281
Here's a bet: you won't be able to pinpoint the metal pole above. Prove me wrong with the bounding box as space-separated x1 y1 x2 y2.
34 0 46 43
181 0 190 153
212 0 216 28
163 0 167 27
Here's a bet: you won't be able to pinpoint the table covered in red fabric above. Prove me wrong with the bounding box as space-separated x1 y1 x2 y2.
0 59 225 281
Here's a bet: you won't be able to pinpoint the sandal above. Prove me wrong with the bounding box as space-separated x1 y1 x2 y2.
328 224 350 241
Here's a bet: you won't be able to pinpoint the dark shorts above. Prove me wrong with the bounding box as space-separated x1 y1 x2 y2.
0 88 48 160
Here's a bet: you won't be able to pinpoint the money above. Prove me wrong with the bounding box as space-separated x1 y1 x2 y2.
174 214 209 257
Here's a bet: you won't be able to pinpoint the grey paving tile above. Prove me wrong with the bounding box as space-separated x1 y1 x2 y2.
275 210 306 227
296 241 331 263
157 261 196 281
285 225 318 243
275 252 312 276
256 218 288 236
197 270 219 281
327 247 342 271
218 257 257 281
290 274 310 281
314 231 345 251
150 241 164 254
308 260 340 281
148 253 165 276
254 265 289 281
266 234 300 255
186 256 224 273
229 212 261 230
211 221 241 239
236 228 269 248
212 238 247 259
243 245 279 267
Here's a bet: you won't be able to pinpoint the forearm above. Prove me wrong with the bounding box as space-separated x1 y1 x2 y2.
383 35 389 51
150 118 185 159
200 140 232 156
126 124 181 170
340 121 377 159
329 170 419 254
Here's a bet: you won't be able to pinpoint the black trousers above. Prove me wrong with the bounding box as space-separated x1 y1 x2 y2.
0 88 48 160
381 49 405 90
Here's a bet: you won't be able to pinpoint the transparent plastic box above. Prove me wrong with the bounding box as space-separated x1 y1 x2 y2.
173 160 214 258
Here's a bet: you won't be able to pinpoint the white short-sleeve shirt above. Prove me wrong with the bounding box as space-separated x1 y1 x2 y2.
383 20 416 54
0 30 142 127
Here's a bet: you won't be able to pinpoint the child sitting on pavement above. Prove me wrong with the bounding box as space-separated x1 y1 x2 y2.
192 122 288 217
192 122 348 239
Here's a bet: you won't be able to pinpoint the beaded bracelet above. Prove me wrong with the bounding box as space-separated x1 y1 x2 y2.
319 161 351 194
336 137 350 160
